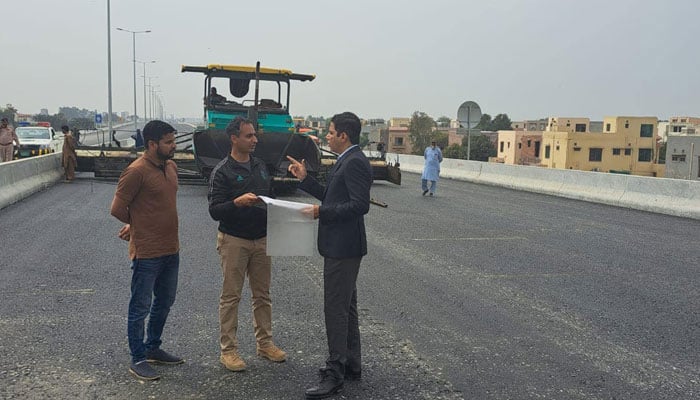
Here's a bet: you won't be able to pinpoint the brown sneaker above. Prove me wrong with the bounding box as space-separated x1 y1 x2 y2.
220 352 246 372
256 344 287 362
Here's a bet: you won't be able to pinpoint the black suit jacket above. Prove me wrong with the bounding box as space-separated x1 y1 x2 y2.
299 146 372 259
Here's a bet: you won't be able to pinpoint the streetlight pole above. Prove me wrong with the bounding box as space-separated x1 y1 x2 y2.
136 60 155 122
146 76 158 120
116 27 150 135
151 85 160 120
106 0 113 146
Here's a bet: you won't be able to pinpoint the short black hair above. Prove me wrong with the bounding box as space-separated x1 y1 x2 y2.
1 117 7 122
331 112 361 145
225 116 254 137
61 125 69 132
142 120 175 145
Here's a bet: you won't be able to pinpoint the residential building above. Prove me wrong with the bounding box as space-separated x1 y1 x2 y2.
388 117 410 128
512 119 547 131
540 116 663 176
546 117 591 133
495 131 543 165
664 127 700 180
387 126 412 154
361 118 386 143
662 116 700 143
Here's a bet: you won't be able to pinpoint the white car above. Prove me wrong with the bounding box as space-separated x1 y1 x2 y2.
15 124 63 158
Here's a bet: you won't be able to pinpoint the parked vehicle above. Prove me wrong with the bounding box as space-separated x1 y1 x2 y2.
15 122 62 158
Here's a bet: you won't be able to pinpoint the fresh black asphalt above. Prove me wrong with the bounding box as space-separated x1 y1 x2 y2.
1 171 698 399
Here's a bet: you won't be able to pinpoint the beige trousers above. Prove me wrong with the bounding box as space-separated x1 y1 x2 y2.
0 145 13 162
216 231 273 354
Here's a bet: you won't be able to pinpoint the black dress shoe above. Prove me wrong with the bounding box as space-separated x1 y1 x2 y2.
318 367 361 381
305 374 343 399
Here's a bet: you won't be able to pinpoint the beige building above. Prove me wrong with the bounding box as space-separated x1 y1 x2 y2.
387 126 412 154
546 117 591 133
388 117 410 128
540 116 663 176
495 131 543 165
512 119 547 131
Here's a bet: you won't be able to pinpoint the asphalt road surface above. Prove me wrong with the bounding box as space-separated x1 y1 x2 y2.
0 172 698 399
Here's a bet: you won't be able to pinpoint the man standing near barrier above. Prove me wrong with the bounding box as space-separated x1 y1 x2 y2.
61 125 77 182
421 140 443 196
0 117 19 162
110 120 184 381
208 116 287 372
287 111 372 399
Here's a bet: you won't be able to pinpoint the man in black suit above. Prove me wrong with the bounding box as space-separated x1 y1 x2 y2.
287 112 372 399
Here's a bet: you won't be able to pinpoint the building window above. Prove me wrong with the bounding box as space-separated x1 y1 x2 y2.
545 145 551 159
638 148 652 162
624 148 632 156
671 154 686 162
606 123 611 132
573 147 581 151
394 137 403 146
575 123 586 132
624 120 629 129
527 139 532 147
518 143 522 149
673 126 682 132
500 141 504 152
681 119 687 123
640 124 654 137
556 145 560 151
507 142 511 148
534 141 541 157
589 148 603 162
612 148 621 155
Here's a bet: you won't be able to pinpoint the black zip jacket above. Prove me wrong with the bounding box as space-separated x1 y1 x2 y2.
208 155 272 239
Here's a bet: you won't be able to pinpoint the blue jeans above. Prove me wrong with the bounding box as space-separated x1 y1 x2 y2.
421 179 437 194
128 253 179 363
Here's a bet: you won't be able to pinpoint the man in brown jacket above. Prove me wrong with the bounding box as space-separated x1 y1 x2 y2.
110 120 184 381
61 125 77 182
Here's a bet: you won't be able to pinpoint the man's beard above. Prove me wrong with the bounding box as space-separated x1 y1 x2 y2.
156 147 174 160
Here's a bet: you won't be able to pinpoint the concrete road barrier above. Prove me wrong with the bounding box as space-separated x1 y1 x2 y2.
0 153 63 210
386 152 700 220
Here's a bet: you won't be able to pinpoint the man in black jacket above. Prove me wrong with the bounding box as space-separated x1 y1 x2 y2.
287 112 372 399
208 117 287 373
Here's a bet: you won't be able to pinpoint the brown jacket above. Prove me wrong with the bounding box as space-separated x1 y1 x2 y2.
62 132 77 167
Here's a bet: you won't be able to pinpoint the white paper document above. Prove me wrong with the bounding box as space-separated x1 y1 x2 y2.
258 196 316 256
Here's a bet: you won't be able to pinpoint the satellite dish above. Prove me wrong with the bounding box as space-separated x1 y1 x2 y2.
457 101 482 129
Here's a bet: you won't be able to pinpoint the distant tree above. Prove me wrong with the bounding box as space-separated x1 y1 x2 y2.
34 113 68 129
408 111 437 155
359 131 369 148
464 134 497 161
443 143 466 159
68 117 95 131
475 113 492 130
491 114 513 131
0 104 18 124
434 131 449 150
436 116 451 128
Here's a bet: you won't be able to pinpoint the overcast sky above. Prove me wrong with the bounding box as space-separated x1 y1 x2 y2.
1 0 698 122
